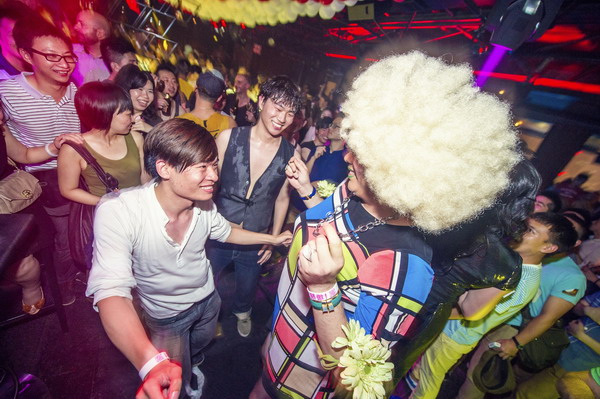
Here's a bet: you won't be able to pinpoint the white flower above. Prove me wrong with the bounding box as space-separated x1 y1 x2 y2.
316 180 337 198
333 319 394 399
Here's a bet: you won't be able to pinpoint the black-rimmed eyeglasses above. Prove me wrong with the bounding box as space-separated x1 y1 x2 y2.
27 48 78 64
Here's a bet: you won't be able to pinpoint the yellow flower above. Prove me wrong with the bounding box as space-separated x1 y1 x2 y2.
332 320 394 399
316 180 337 198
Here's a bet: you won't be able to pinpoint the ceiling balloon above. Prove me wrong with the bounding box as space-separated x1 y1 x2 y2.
163 0 360 26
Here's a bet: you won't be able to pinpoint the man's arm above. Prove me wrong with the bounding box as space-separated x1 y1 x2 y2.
3 125 83 164
568 319 600 356
97 297 181 399
256 174 291 264
496 296 575 359
272 178 290 237
299 224 346 361
225 226 291 247
456 287 511 321
304 146 326 173
97 296 172 369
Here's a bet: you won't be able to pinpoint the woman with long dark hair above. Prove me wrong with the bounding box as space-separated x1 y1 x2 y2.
114 64 161 134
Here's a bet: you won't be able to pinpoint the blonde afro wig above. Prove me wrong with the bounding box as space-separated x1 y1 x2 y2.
341 51 520 233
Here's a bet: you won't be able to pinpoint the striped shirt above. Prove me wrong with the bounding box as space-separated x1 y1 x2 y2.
0 73 80 171
443 263 542 346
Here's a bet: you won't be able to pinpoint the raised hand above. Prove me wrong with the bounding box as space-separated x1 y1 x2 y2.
298 223 344 292
285 157 311 194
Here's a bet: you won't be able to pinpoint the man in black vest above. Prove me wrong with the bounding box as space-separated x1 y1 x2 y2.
212 76 302 337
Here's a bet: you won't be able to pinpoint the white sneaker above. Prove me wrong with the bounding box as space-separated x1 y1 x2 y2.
236 313 252 337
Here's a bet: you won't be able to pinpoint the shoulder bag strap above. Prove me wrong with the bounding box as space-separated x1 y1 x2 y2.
64 142 119 193
521 303 534 325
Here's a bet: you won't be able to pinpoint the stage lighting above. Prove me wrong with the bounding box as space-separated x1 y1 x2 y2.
484 0 565 50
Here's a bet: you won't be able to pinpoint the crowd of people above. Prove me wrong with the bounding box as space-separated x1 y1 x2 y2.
1 3 600 399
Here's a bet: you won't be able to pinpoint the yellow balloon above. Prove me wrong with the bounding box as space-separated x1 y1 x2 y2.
331 1 345 12
319 5 336 19
290 1 303 13
306 2 320 17
268 14 278 26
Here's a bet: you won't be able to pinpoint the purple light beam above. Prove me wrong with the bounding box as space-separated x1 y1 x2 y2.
476 44 510 88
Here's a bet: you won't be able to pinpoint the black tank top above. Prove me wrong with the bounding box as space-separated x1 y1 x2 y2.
215 126 295 232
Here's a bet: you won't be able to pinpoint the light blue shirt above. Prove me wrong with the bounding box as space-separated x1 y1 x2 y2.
507 255 586 327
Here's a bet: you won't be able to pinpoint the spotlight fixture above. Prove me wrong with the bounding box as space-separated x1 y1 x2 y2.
484 0 565 50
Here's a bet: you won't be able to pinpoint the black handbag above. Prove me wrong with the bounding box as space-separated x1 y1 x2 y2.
64 143 119 271
516 305 570 373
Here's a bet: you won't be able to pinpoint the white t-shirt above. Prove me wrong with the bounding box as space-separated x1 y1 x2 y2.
86 181 232 319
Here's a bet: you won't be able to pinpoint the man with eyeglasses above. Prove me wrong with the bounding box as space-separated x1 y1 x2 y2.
0 17 81 305
72 9 111 86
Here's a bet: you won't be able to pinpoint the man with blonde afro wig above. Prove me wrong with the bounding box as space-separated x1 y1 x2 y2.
250 51 521 399
341 51 519 232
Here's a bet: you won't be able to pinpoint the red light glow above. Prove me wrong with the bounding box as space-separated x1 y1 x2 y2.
324 53 357 60
537 25 585 44
474 71 600 95
532 78 600 95
473 71 528 82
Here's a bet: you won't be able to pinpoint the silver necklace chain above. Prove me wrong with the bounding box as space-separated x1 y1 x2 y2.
313 195 396 242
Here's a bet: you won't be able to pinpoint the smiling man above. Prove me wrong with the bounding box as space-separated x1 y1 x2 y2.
211 75 303 337
0 16 81 304
86 119 292 399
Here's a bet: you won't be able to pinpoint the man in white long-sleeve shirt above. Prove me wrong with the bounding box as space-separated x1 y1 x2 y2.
86 119 291 399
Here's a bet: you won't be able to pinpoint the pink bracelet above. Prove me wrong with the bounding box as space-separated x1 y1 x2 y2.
307 283 339 302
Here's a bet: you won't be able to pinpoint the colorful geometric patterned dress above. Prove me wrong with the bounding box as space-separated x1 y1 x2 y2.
261 182 435 398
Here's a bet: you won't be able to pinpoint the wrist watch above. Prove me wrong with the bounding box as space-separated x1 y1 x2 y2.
512 336 524 351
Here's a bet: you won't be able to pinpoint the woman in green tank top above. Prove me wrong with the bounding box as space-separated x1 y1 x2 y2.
57 82 149 205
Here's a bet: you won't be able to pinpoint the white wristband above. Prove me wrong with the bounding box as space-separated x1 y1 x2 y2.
45 143 58 157
307 283 339 302
139 352 170 380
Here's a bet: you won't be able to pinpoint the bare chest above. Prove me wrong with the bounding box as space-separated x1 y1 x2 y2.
246 140 281 199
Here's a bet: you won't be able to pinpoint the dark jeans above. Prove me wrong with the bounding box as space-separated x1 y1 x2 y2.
143 291 221 397
31 169 77 284
207 241 262 315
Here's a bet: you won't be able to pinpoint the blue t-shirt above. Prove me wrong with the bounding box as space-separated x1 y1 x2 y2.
309 147 348 184
507 255 586 327
558 291 600 371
